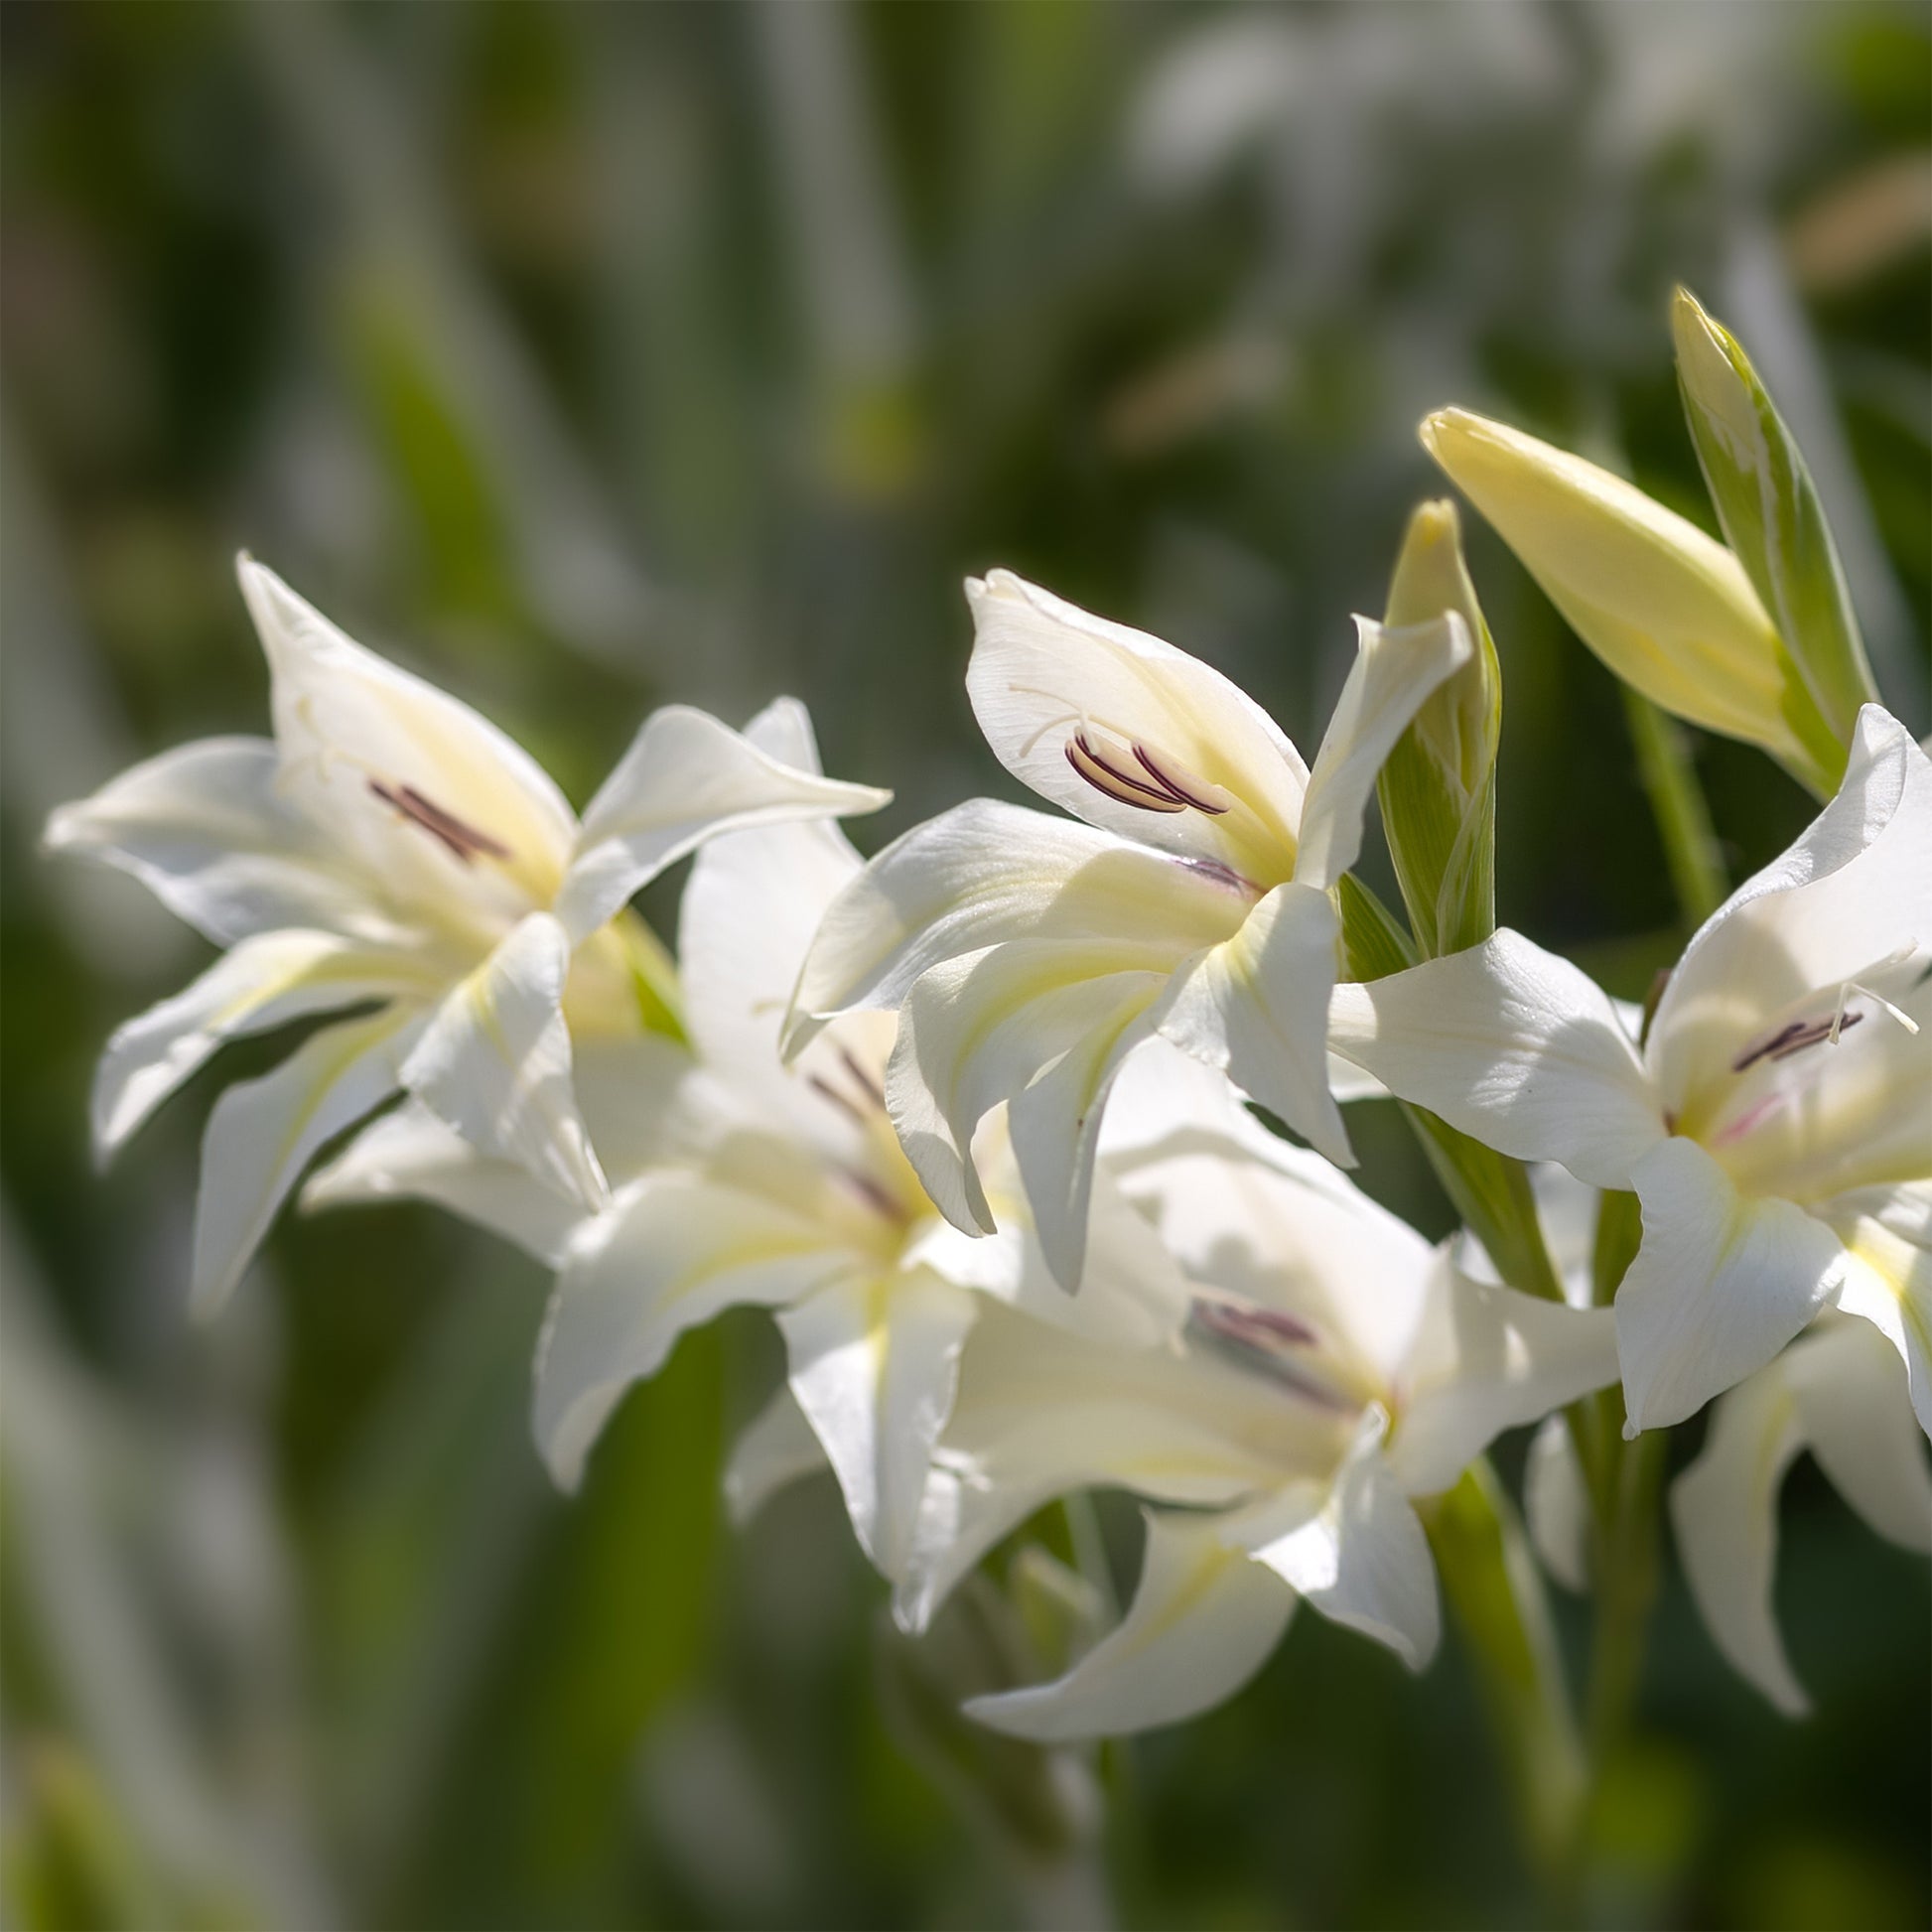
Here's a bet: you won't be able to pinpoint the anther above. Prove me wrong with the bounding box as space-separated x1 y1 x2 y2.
368 779 511 863
1066 733 1185 812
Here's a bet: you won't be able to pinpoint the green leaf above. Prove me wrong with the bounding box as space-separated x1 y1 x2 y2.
1672 287 1879 789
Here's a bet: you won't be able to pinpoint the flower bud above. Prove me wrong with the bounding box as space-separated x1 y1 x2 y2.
1376 499 1501 957
1672 286 1877 784
1420 406 1839 797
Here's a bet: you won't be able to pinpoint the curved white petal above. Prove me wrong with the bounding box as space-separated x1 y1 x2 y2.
1669 1357 1810 1716
44 737 395 947
787 799 1244 1051
964 1508 1296 1741
1160 880 1352 1168
554 703 889 943
91 929 429 1162
239 557 576 921
534 1173 862 1489
1785 1318 1932 1552
1617 1138 1847 1434
778 1267 980 1578
897 1300 1342 1631
1649 706 1932 1118
401 912 607 1211
1525 1416 1590 1593
190 1007 422 1315
724 1384 828 1526
1230 1410 1441 1669
886 939 1180 1280
965 568 1306 877
1293 612 1472 893
1829 1185 1932 1440
1326 930 1667 1189
1387 1262 1619 1496
300 1101 584 1266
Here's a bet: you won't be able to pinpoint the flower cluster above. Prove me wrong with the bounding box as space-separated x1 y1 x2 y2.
50 294 1928 1755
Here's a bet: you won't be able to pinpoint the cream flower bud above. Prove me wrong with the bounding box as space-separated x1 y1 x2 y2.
1377 499 1501 957
1420 407 1839 797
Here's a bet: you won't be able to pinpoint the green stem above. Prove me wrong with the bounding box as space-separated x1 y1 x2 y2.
1619 688 1726 927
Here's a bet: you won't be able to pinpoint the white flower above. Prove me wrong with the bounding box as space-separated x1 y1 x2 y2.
786 569 1466 1287
1670 1315 1931 1716
45 561 887 1314
894 1046 1616 1740
1328 705 1932 1439
311 702 1185 1579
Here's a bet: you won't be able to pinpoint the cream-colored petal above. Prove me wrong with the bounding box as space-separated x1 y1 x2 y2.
44 737 398 947
964 1508 1296 1741
723 1385 827 1526
1525 1416 1590 1593
1160 880 1353 1169
1617 1138 1847 1434
1327 930 1667 1189
965 568 1306 878
1387 1260 1618 1496
1830 1187 1932 1441
1293 612 1472 893
778 1267 981 1578
91 929 428 1162
533 1174 861 1489
555 703 888 943
239 557 576 925
190 1007 422 1316
1229 1409 1440 1669
1669 1359 1810 1716
400 912 607 1211
300 1101 584 1267
1649 705 1931 1120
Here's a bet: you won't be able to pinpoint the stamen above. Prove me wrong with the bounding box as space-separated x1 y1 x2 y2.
1132 743 1230 815
837 1044 888 1113
1830 976 1920 1044
839 1168 905 1224
1187 1296 1353 1411
807 1073 868 1124
1066 733 1185 812
368 779 511 864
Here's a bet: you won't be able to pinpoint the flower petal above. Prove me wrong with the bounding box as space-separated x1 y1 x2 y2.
1525 1416 1590 1592
239 557 577 919
44 737 394 947
1326 930 1666 1189
724 1385 827 1526
1160 880 1353 1168
778 1267 981 1578
786 799 1243 1053
1668 1357 1810 1716
1649 705 1931 1118
964 1508 1296 1741
1617 1137 1847 1434
91 929 429 1162
533 1174 861 1489
1828 1183 1932 1440
1293 612 1472 893
554 703 889 943
300 1101 585 1267
1229 1408 1440 1669
965 568 1307 878
400 912 607 1211
190 1007 422 1315
1387 1261 1618 1496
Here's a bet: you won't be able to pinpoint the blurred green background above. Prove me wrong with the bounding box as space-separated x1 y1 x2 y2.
2 3 1927 1927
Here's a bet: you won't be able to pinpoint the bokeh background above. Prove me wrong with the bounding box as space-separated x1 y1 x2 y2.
3 3 1928 1927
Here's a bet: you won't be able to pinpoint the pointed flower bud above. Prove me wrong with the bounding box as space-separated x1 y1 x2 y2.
1420 407 1842 798
1376 499 1502 958
1672 286 1879 782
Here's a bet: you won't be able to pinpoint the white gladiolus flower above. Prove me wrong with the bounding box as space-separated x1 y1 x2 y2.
1670 1316 1932 1716
786 569 1467 1288
45 561 888 1314
1328 704 1932 1439
311 702 1186 1579
893 1047 1617 1741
